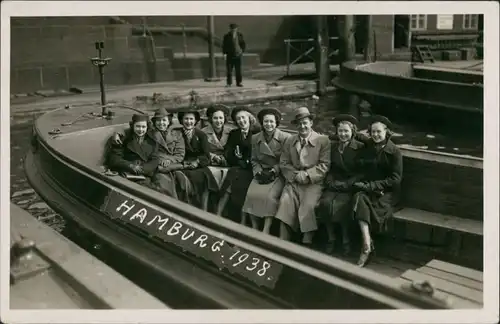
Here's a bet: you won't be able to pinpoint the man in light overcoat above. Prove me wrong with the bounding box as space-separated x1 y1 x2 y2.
274 107 331 246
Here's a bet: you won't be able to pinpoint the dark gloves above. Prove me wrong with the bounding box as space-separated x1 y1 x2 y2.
353 182 370 191
256 169 277 185
353 182 384 197
238 159 250 169
325 178 348 191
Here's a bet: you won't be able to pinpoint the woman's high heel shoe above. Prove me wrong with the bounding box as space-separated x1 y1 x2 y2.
357 240 375 267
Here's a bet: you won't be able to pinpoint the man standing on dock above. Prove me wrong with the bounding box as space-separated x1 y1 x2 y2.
223 23 246 87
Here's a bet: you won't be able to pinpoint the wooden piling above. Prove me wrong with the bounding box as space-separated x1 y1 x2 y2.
315 15 330 96
338 15 360 118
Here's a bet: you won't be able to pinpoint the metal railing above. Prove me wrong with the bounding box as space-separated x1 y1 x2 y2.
284 37 339 76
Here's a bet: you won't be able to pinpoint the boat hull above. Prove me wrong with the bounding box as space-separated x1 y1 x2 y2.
24 114 456 309
332 61 484 135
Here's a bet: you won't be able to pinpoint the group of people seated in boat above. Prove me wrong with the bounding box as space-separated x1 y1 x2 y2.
106 105 403 267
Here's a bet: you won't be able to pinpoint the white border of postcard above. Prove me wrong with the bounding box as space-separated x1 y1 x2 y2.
1 1 498 323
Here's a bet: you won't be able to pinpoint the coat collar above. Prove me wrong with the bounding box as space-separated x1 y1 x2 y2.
255 128 282 144
381 139 398 154
125 135 150 161
292 131 320 147
202 124 232 136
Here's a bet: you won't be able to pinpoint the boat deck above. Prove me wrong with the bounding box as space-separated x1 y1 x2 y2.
422 60 483 72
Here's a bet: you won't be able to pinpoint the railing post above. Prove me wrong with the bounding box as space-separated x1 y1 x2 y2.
181 23 187 58
205 15 219 82
364 15 373 62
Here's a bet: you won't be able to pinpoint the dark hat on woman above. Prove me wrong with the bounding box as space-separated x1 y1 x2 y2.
206 105 229 119
291 106 314 125
369 114 392 129
152 107 172 120
178 109 201 123
257 108 282 126
131 114 149 123
332 114 358 127
231 107 254 124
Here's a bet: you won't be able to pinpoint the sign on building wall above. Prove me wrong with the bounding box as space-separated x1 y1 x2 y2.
437 15 454 30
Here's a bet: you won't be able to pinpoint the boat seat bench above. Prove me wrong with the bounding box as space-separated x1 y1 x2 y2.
391 208 483 258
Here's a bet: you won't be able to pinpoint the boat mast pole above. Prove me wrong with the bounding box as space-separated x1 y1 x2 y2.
315 15 330 96
205 15 219 82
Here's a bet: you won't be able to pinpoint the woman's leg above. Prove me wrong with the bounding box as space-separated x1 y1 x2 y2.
325 223 336 254
249 214 260 230
341 224 351 255
216 191 230 216
240 212 248 226
201 190 210 211
279 222 292 241
262 217 273 234
357 220 373 267
302 231 315 245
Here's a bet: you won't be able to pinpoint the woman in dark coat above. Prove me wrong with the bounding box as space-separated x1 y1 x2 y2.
176 110 218 210
352 115 403 267
216 107 261 222
316 114 365 256
107 114 160 187
108 108 185 198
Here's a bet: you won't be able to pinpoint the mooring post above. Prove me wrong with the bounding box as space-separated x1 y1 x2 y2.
90 41 112 116
315 15 330 96
205 15 220 82
339 15 360 118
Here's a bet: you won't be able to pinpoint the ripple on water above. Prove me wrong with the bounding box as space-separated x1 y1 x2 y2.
28 202 50 210
11 188 35 198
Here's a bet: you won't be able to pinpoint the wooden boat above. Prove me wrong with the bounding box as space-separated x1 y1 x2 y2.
24 103 483 309
10 203 167 309
331 61 484 132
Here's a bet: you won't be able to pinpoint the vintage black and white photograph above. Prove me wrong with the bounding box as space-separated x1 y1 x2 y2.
1 1 498 323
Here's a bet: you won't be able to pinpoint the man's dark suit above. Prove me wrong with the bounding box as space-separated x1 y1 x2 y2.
222 31 246 86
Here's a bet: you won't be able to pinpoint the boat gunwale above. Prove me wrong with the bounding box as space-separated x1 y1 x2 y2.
331 76 483 114
30 115 453 310
53 119 484 169
349 61 484 88
10 204 168 309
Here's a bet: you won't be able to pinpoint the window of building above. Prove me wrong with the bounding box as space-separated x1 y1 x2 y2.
463 14 479 29
410 15 427 31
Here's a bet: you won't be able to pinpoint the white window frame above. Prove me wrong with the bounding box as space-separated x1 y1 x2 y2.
410 15 428 31
463 14 478 29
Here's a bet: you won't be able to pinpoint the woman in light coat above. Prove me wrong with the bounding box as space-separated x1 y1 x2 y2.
242 108 291 233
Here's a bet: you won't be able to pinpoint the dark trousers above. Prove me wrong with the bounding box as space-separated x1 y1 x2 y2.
226 55 242 85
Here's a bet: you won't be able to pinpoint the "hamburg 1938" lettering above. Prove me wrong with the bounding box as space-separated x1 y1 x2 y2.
114 199 273 278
